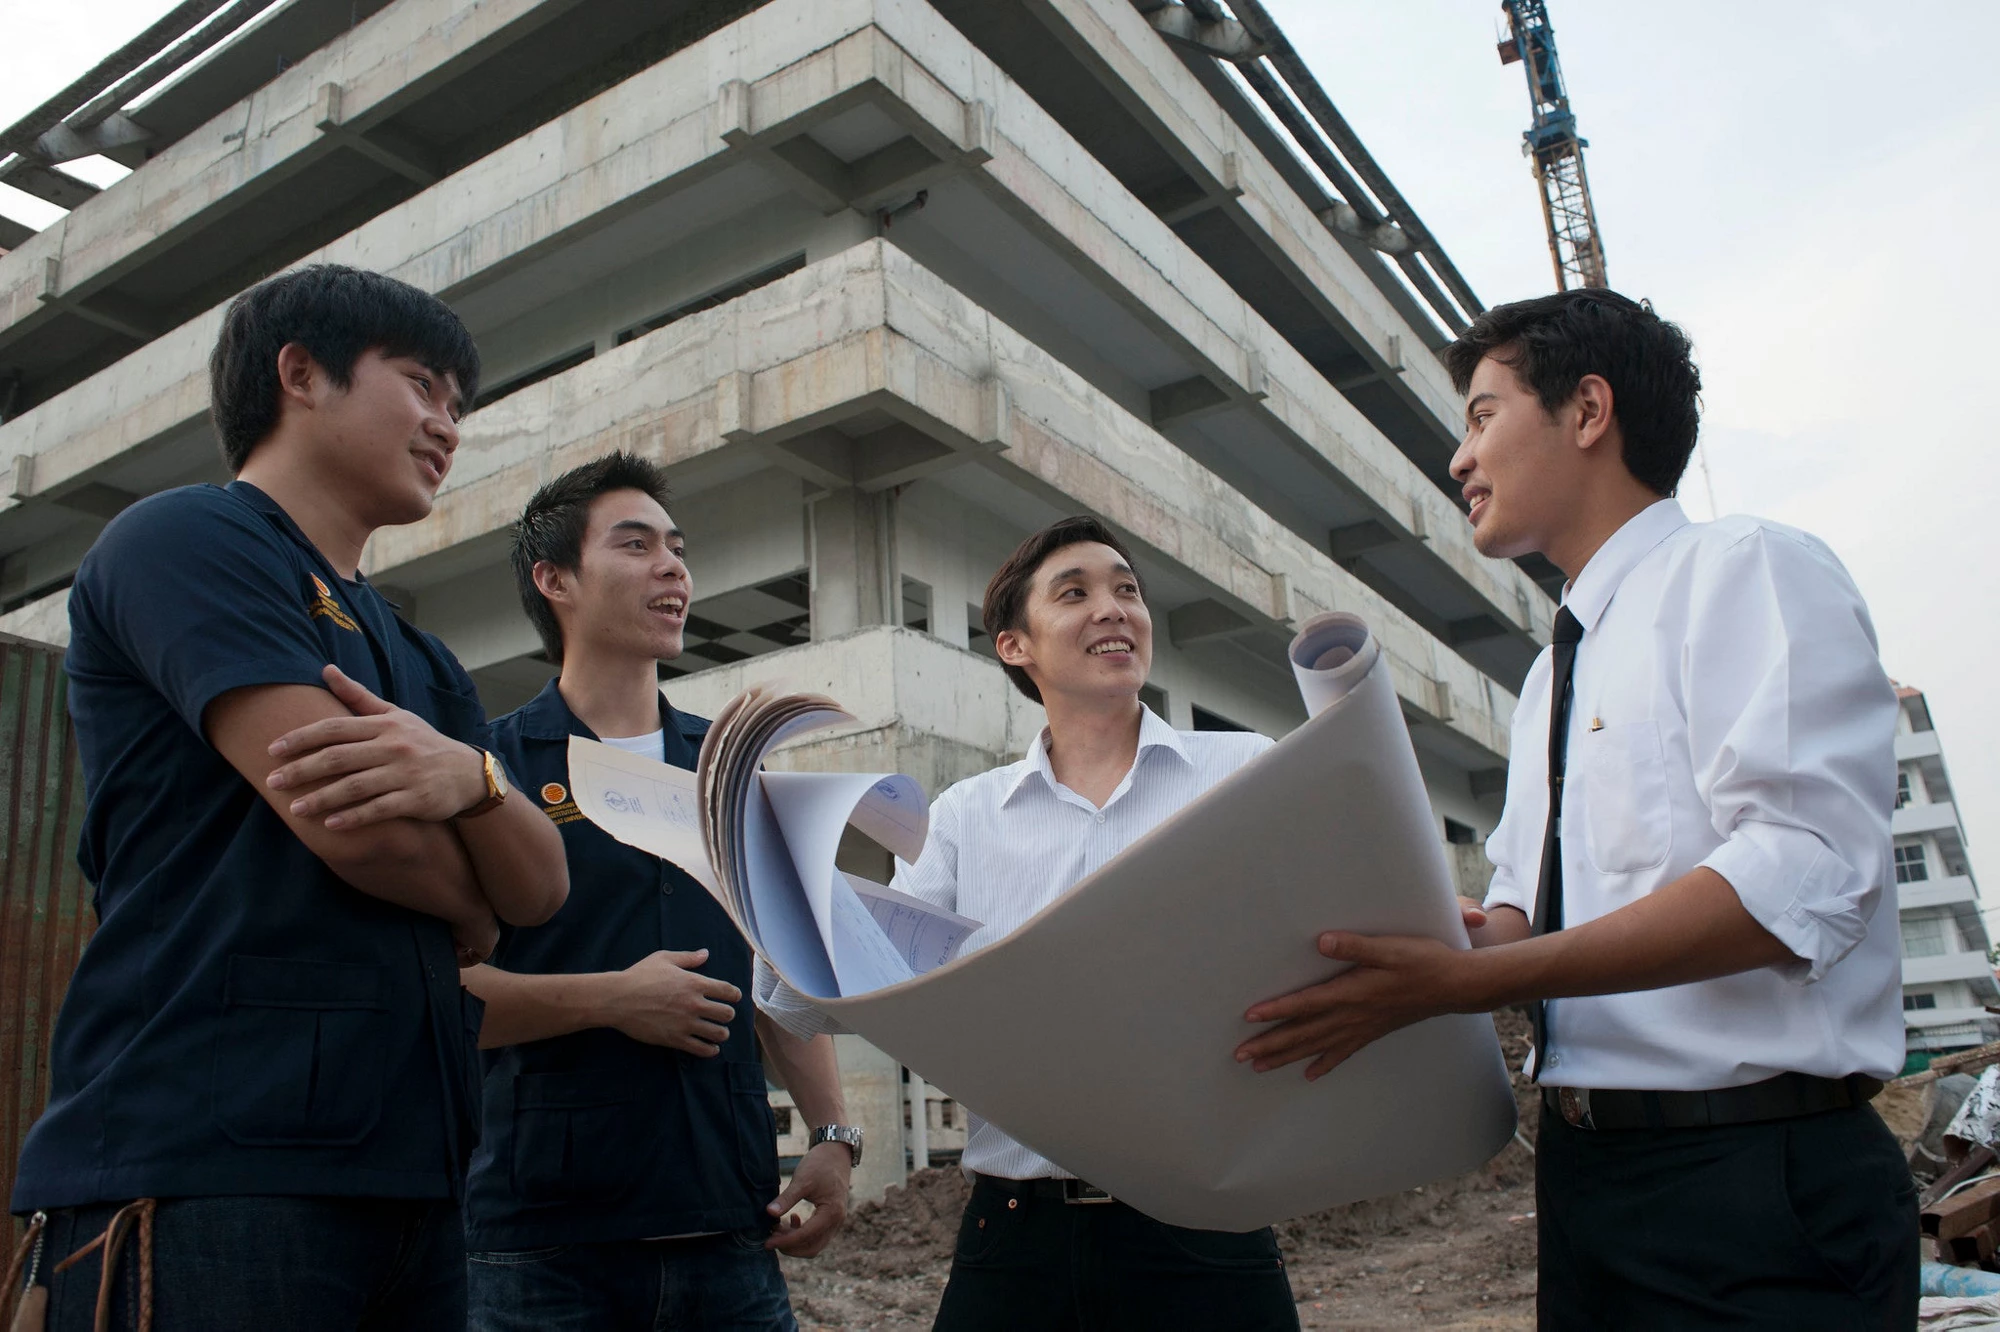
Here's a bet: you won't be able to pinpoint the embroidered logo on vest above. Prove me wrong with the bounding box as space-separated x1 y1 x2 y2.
307 573 360 632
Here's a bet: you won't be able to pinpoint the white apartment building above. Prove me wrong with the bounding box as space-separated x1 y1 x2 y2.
1892 684 1996 1067
0 0 1551 1196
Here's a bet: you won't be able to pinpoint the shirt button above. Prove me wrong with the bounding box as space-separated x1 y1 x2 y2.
1545 1054 1561 1069
1094 812 1106 824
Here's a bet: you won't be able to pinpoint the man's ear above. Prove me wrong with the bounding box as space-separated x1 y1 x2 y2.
274 342 322 413
531 560 571 607
1572 373 1616 455
994 627 1034 674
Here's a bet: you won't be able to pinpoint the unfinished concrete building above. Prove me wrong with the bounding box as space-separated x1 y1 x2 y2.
1890 685 1996 1068
0 0 1553 1200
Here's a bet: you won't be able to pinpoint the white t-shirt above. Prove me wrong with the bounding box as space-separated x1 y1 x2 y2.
600 728 666 762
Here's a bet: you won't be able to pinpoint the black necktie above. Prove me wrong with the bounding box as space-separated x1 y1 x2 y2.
1529 606 1584 1081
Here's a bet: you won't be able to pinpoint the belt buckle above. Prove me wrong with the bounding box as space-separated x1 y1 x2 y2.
1064 1181 1114 1205
1558 1086 1595 1130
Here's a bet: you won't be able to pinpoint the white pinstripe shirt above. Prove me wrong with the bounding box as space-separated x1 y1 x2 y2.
759 707 1272 1180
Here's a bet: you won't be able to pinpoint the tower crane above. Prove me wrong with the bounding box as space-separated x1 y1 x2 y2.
1498 1 1607 290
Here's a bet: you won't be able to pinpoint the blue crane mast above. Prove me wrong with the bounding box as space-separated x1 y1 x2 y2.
1498 0 1607 290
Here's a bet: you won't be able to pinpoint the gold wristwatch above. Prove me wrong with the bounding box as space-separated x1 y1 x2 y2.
454 749 509 819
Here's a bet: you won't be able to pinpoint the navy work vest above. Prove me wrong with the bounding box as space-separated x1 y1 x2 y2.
466 679 779 1249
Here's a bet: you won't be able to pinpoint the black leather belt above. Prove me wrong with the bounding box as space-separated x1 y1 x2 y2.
974 1173 1116 1205
1541 1071 1883 1131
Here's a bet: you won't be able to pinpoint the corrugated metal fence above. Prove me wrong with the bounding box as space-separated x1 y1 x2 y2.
0 634 92 1214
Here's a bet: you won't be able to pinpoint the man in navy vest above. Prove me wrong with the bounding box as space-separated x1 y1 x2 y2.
10 264 570 1330
463 452 857 1331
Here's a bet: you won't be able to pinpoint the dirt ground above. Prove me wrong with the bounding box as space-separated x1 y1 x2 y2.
781 1014 1542 1330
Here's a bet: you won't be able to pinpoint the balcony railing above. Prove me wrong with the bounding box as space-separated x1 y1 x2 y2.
1902 950 2000 988
1896 730 1943 762
1898 876 1979 911
1895 802 1961 837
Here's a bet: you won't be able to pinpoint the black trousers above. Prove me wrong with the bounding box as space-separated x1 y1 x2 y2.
931 1179 1299 1331
1536 1101 1918 1330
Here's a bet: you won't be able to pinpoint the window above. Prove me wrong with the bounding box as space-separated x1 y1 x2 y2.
1895 842 1929 884
478 345 593 407
1444 818 1478 846
1896 771 1912 810
1905 993 1939 1012
967 604 998 660
901 576 931 633
1191 704 1249 732
1901 915 1947 959
616 254 807 345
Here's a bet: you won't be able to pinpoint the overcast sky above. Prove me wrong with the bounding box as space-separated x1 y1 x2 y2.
4 2 1995 894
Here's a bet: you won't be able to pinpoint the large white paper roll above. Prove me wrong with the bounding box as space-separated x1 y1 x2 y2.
574 614 1517 1229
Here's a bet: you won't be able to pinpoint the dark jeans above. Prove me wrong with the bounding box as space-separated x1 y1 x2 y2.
1537 1101 1919 1330
31 1195 463 1332
932 1178 1299 1331
467 1230 797 1332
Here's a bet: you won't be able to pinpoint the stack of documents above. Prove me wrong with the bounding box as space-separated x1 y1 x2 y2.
569 613 1516 1229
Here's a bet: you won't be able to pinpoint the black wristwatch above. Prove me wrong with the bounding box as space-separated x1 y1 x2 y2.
809 1124 863 1167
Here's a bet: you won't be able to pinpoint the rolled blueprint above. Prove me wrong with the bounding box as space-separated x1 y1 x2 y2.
572 612 1517 1230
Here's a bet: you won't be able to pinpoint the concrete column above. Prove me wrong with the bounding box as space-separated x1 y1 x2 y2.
907 1068 930 1172
832 1034 908 1203
809 488 894 639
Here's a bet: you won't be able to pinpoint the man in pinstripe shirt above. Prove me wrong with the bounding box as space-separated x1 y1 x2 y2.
856 516 1303 1330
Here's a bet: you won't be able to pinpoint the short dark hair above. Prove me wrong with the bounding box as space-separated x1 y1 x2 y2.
1440 289 1701 496
208 264 481 472
510 452 674 663
981 515 1142 704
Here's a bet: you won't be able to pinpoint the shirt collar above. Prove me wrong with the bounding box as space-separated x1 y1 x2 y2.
1561 498 1689 632
1001 705 1190 806
515 676 705 744
226 479 364 588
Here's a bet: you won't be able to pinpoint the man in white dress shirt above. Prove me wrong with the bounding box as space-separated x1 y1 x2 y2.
784 516 1302 1329
1235 290 1915 1327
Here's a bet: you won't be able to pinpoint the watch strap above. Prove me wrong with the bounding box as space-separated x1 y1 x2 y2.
810 1124 863 1167
453 750 507 819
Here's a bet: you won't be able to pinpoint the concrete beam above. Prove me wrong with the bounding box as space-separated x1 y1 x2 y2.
1027 0 1476 451
1167 597 1254 645
1148 375 1229 429
0 0 592 360
0 159 98 210
1142 3 1270 62
36 114 154 165
1447 615 1508 647
1328 519 1399 562
35 257 157 342
48 482 138 521
314 83 438 187
1469 768 1508 800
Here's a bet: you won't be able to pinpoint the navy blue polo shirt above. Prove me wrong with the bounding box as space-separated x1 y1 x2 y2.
466 679 779 1249
12 481 486 1213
